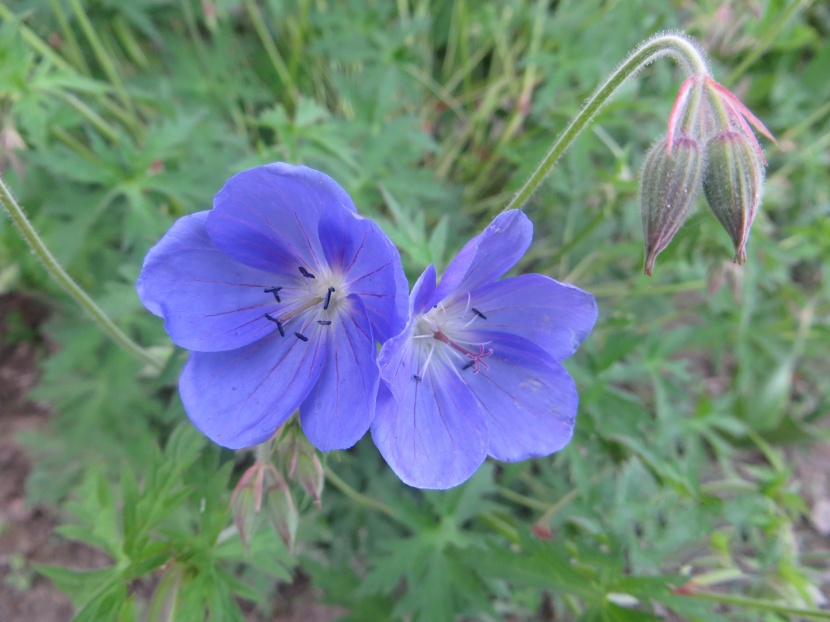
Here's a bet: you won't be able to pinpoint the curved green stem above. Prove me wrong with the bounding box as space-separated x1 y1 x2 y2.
0 175 162 370
478 512 520 545
503 31 710 213
681 590 830 620
322 464 401 521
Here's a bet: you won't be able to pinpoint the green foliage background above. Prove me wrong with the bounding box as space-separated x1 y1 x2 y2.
1 0 829 620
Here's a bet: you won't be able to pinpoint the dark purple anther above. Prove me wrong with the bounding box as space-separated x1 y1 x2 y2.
264 286 282 302
299 267 315 279
264 313 285 337
317 320 332 326
471 308 487 320
294 332 309 342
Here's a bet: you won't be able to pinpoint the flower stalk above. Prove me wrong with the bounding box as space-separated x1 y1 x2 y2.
0 174 162 370
503 32 710 213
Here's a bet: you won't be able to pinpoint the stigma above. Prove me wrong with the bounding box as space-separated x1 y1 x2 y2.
412 295 493 380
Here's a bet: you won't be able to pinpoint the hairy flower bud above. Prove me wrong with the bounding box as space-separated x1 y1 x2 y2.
651 74 774 271
640 135 703 275
230 464 263 547
291 448 325 508
277 428 325 508
230 458 298 551
702 130 765 264
261 467 298 551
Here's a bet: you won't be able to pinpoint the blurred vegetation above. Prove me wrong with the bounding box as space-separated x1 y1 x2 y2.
1 0 829 620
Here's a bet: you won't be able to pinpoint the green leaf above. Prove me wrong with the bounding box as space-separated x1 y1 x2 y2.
456 535 602 602
602 601 662 622
35 565 119 609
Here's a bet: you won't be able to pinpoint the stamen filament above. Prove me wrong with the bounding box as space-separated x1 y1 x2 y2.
418 341 437 379
279 296 325 323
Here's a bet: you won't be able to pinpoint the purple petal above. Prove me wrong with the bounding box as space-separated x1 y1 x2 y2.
300 295 378 451
466 332 577 462
206 163 356 276
136 211 284 352
433 210 532 302
318 208 408 343
468 274 597 361
372 329 488 489
179 314 327 449
412 264 438 315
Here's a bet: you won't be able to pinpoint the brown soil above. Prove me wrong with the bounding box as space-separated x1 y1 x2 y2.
0 292 109 622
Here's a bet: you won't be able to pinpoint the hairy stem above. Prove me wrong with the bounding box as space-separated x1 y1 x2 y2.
503 31 710 213
322 464 401 521
0 175 162 369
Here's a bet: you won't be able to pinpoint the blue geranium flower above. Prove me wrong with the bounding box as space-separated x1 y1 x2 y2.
137 163 408 451
371 210 597 489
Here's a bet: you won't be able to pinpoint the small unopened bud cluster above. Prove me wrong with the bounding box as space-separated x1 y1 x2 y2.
229 423 325 552
639 74 774 274
230 456 298 550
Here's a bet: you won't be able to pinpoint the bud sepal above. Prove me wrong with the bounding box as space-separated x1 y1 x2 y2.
640 134 703 275
702 130 765 264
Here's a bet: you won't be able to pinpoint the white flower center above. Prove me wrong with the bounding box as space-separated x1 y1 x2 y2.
261 265 348 341
410 294 493 382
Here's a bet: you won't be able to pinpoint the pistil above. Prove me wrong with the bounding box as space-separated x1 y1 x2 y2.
433 331 493 373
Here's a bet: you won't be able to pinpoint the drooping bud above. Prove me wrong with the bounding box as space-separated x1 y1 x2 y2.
261 465 298 552
647 73 774 271
292 449 325 508
275 427 326 509
230 463 264 548
702 130 765 264
702 77 776 166
230 438 300 551
640 134 703 275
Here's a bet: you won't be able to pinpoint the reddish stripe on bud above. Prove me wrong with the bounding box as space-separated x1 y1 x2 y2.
667 76 700 153
640 135 703 276
702 130 765 264
705 78 776 144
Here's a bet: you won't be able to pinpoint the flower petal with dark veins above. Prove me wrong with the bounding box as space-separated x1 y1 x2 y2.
180 316 327 449
137 211 286 352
